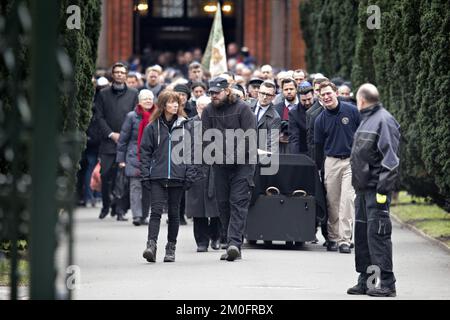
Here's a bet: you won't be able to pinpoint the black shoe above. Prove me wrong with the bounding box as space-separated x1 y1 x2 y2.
323 240 329 247
116 214 128 221
220 252 242 261
197 245 208 252
179 218 187 225
132 217 141 226
350 242 354 249
210 240 220 250
347 283 368 295
225 245 241 261
367 287 397 297
327 241 338 251
143 240 157 262
339 243 351 254
99 208 109 219
140 217 149 225
311 237 319 244
164 242 176 262
110 206 117 217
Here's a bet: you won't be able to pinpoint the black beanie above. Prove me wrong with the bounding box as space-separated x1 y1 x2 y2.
174 84 191 98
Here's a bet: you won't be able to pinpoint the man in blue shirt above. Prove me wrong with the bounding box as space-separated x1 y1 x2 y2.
314 81 360 253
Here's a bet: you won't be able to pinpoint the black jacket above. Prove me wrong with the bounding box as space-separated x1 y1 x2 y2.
288 103 308 154
95 85 138 154
350 103 400 194
202 98 256 165
306 100 324 159
185 116 220 218
140 115 196 183
184 100 198 119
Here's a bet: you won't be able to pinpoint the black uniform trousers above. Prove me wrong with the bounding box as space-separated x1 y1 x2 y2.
213 164 255 249
355 190 396 288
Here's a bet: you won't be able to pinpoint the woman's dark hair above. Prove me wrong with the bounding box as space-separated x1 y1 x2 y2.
150 90 187 122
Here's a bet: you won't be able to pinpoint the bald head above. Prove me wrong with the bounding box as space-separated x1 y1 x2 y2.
356 83 380 111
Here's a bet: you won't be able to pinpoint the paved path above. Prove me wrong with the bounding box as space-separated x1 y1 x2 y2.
70 206 449 300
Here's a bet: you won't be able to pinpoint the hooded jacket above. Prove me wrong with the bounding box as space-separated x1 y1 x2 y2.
140 115 196 184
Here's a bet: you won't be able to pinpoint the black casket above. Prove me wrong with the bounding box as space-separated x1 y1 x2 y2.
245 154 327 243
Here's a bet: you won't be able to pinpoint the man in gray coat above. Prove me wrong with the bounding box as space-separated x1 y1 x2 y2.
250 81 281 153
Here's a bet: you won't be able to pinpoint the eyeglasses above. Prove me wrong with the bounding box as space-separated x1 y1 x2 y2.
258 91 275 97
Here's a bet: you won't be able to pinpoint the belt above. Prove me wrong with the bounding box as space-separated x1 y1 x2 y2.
329 155 350 160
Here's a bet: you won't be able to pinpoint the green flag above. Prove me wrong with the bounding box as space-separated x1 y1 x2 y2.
201 2 227 77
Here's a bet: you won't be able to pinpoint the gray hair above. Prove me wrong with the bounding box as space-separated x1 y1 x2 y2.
196 95 211 107
138 89 154 102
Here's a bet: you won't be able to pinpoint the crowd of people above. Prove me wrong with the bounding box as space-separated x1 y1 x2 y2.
76 43 400 297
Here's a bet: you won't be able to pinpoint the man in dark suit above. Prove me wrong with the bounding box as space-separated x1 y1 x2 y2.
273 78 300 153
250 81 281 153
288 85 315 154
95 62 139 220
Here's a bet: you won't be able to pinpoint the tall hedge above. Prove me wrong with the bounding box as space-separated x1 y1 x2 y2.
300 0 450 210
1 0 100 166
59 0 101 136
0 0 101 240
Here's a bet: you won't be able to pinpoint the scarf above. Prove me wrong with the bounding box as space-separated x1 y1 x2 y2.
162 112 177 130
137 104 153 160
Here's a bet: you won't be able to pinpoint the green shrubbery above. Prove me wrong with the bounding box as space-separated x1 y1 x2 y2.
300 0 450 210
0 0 101 241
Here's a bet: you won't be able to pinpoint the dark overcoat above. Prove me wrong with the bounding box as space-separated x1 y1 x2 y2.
185 116 219 218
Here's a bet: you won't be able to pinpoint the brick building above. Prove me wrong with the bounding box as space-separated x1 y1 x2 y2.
97 0 306 70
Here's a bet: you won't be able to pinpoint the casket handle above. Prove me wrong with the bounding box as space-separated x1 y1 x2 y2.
292 189 307 197
265 186 280 196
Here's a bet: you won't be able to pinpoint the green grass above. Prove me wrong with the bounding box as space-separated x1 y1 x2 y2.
392 192 450 247
0 256 29 286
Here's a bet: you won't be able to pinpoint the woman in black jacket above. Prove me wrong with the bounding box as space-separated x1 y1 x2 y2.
140 90 195 263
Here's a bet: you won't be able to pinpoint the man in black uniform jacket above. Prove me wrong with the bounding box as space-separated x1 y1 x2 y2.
202 77 257 261
348 83 400 297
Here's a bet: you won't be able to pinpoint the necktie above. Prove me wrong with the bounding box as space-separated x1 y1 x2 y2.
283 105 289 121
256 107 262 122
